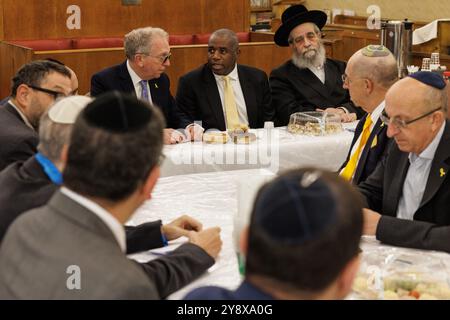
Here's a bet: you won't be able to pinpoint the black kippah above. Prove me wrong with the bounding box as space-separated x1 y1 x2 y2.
83 91 152 132
408 71 446 89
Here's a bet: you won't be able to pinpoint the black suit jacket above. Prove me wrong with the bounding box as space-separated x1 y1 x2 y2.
359 121 450 253
340 113 391 185
0 103 38 171
176 64 274 131
270 59 365 126
90 61 181 128
0 156 214 297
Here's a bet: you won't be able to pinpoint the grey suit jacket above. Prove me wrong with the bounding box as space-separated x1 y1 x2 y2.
0 191 213 299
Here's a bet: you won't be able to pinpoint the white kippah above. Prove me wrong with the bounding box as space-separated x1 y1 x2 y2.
48 96 92 124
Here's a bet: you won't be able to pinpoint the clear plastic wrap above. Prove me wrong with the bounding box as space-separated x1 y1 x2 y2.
287 112 343 136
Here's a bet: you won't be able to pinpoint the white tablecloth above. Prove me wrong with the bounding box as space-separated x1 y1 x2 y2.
128 169 450 300
160 125 355 177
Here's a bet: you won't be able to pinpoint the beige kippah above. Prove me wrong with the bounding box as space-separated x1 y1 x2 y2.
48 95 92 124
362 45 391 57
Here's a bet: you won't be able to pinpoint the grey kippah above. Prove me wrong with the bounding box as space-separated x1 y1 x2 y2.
362 45 391 57
82 91 153 132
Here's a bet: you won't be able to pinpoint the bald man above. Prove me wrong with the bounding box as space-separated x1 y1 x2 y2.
339 45 398 185
360 72 450 253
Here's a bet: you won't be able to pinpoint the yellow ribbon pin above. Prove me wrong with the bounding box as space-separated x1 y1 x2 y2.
440 168 446 178
155 83 159 89
371 135 378 148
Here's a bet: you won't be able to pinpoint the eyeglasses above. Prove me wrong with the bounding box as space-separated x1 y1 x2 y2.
27 84 67 100
380 107 442 129
288 32 318 46
137 52 171 64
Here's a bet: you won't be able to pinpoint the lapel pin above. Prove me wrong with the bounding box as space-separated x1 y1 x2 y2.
440 168 446 178
371 135 378 148
155 83 159 89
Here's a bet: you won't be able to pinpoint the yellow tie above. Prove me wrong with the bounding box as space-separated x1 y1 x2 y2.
341 115 373 181
223 76 241 130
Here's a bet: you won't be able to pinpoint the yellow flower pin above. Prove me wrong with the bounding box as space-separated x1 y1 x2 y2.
440 168 446 178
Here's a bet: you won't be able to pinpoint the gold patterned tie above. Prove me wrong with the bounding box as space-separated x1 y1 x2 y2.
341 115 373 181
223 76 241 131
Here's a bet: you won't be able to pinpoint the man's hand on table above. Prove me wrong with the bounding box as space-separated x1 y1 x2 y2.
363 208 381 236
161 215 203 241
317 107 357 123
187 227 222 260
164 128 187 144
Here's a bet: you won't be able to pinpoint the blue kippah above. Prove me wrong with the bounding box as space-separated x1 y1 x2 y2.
408 71 446 89
252 171 337 245
83 91 153 133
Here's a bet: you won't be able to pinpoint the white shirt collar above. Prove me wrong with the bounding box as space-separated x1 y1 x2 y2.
127 60 144 87
409 122 446 163
60 187 127 253
370 100 385 124
213 64 238 81
8 100 35 130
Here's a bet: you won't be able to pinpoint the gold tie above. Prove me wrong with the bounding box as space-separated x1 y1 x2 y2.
223 76 241 130
341 115 373 181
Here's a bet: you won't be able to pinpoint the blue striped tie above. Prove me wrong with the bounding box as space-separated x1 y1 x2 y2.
140 80 149 101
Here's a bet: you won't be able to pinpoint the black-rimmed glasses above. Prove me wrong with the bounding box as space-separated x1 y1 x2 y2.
137 52 171 64
27 84 67 100
380 107 442 129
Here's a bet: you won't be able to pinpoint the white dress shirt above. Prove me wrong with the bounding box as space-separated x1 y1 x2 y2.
127 60 153 104
396 122 446 220
213 65 249 127
8 100 35 130
339 101 385 179
308 65 326 84
61 187 127 253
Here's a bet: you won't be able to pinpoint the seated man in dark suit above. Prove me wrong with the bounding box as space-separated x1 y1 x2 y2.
339 45 398 185
0 93 222 299
186 168 363 299
0 60 72 171
176 29 273 137
360 72 450 253
90 27 184 144
270 5 364 126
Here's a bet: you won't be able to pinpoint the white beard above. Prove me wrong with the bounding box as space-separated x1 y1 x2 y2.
292 43 326 70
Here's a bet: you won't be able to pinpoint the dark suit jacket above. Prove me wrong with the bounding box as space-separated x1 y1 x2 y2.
0 157 214 298
176 64 274 131
0 103 38 171
270 59 365 126
0 191 214 299
340 113 391 185
185 280 274 300
359 121 450 253
90 61 181 128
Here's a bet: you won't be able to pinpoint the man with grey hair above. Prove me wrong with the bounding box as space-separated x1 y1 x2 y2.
90 27 184 144
176 28 273 135
0 60 72 170
339 45 398 185
270 5 364 126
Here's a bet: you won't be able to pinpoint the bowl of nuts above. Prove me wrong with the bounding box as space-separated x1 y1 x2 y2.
287 112 343 136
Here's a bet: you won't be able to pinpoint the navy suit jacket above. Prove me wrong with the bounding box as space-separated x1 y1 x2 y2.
176 64 274 131
0 103 38 171
270 59 365 126
90 61 182 128
185 281 274 300
359 120 450 253
340 113 391 185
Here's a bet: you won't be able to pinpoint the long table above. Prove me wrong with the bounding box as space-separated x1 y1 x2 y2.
160 125 355 177
128 170 450 300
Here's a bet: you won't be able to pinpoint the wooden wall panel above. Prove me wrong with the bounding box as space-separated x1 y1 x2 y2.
0 42 33 97
0 0 4 40
1 0 249 40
